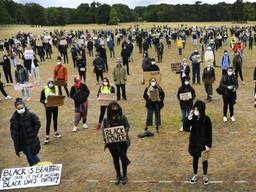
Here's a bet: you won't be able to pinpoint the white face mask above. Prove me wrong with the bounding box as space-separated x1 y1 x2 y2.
17 108 25 114
151 82 156 86
184 81 189 85
228 71 233 76
103 82 108 86
48 83 54 88
224 52 228 55
194 110 199 116
4 57 7 60
57 62 61 65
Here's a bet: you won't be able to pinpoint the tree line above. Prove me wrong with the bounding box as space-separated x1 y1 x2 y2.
0 0 255 25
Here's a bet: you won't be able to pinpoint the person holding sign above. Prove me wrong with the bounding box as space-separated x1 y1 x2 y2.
10 98 41 166
202 63 215 102
189 50 201 84
103 101 130 185
177 59 190 84
53 56 69 97
184 100 212 185
77 55 87 83
70 76 90 132
112 58 127 101
219 67 238 122
15 63 31 101
93 52 105 85
40 80 61 144
96 77 115 130
143 78 165 133
177 76 196 132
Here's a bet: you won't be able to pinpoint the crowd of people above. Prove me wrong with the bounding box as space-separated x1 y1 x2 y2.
1 24 256 186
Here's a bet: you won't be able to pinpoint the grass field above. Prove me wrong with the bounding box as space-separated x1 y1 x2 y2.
0 23 256 192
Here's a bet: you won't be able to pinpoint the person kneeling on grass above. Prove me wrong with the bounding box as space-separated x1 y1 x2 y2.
40 79 62 144
103 101 131 185
70 76 90 132
10 98 41 166
184 100 212 185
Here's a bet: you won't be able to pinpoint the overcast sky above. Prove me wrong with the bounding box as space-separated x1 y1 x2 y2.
14 0 255 9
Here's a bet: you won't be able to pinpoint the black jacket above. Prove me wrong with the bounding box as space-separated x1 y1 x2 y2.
15 66 29 83
121 48 131 62
177 65 190 80
253 67 256 81
103 114 130 150
93 57 105 73
77 58 86 72
143 85 165 109
202 66 215 83
70 83 90 107
177 84 196 109
148 64 160 71
1 57 11 71
10 109 41 156
220 74 238 103
186 115 212 157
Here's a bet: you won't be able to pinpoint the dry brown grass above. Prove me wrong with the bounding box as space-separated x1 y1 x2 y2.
0 23 256 192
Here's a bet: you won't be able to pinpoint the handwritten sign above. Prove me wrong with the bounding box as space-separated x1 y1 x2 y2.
103 126 127 144
143 71 161 84
45 96 65 107
24 50 34 60
171 63 182 72
98 93 115 106
149 89 160 102
0 164 62 190
179 92 192 100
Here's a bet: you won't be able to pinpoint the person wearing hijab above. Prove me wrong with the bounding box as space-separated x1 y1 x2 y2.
185 100 212 185
96 77 115 130
177 76 196 132
70 76 90 132
219 67 238 122
10 98 41 166
103 101 131 185
40 79 61 144
143 78 165 133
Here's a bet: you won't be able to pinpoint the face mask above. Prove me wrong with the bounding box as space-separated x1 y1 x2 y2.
103 82 108 86
57 62 61 65
75 80 81 89
112 109 119 116
151 82 156 86
224 52 228 55
194 110 199 116
184 81 189 85
228 71 233 76
17 108 25 114
3 57 7 60
48 83 54 88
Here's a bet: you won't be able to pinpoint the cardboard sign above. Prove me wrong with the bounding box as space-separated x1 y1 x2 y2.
171 63 182 72
77 39 85 45
14 83 33 91
0 164 62 190
54 80 67 87
24 50 34 60
149 89 160 102
143 71 161 84
45 95 65 107
202 150 210 162
59 39 67 46
103 126 127 144
98 93 115 106
179 92 192 100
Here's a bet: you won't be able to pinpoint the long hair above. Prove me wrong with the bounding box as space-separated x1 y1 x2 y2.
107 101 123 119
193 100 206 117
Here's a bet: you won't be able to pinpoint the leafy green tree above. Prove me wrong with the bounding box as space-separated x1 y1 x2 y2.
243 2 255 21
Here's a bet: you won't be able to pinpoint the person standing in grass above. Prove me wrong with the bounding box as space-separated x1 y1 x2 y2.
202 63 215 102
103 101 131 185
40 79 61 144
0 72 12 101
96 77 115 130
185 100 212 185
10 98 41 166
70 76 90 132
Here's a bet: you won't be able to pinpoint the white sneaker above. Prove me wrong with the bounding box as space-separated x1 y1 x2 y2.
5 96 12 100
190 174 198 184
26 97 31 101
203 175 209 185
231 116 236 122
72 126 78 132
223 116 228 122
83 123 88 129
179 126 184 132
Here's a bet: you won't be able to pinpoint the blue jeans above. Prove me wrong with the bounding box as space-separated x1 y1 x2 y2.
181 107 192 129
192 62 200 84
178 48 182 55
21 144 40 166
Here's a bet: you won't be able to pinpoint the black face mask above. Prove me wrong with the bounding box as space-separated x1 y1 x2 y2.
112 110 119 117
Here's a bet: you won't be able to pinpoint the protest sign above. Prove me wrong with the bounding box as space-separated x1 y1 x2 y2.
179 92 192 100
0 164 62 190
98 93 115 106
103 126 127 144
45 96 65 107
171 63 182 72
59 39 67 46
24 49 34 60
143 71 161 84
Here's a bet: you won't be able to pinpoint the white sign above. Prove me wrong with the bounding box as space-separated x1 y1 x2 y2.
24 50 34 60
0 164 62 190
103 126 127 144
